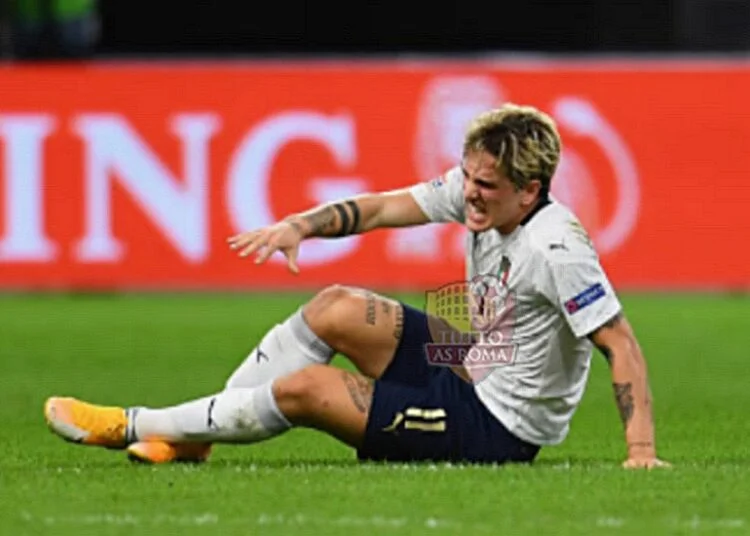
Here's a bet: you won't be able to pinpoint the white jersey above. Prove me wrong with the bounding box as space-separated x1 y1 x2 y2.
409 166 622 446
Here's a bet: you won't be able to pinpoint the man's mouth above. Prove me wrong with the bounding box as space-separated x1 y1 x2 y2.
466 202 489 225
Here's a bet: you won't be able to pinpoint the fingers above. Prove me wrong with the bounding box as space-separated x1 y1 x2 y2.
286 247 300 274
255 245 301 273
227 231 261 255
622 458 672 470
227 225 302 273
227 231 254 248
227 231 270 259
254 241 280 265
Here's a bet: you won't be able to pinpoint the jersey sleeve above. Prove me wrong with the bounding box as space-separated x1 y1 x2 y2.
408 166 465 223
541 237 622 339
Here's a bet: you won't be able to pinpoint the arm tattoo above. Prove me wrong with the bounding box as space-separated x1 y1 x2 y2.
302 201 362 237
365 292 376 325
341 371 372 414
613 382 634 429
393 305 404 341
334 200 362 237
345 200 361 234
333 204 350 237
302 206 338 236
287 219 305 237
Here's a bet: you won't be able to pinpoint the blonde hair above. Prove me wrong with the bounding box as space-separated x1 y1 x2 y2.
463 104 561 194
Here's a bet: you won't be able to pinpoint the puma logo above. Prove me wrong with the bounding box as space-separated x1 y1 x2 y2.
382 412 404 433
255 347 269 363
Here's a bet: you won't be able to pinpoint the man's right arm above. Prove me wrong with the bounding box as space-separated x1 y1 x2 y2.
227 189 432 271
285 189 430 239
228 168 462 270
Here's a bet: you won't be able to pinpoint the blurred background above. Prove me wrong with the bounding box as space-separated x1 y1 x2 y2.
0 0 749 291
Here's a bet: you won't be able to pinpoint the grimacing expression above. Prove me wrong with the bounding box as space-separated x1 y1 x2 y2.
462 150 529 234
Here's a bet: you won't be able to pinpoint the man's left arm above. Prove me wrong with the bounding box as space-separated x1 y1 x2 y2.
588 311 670 469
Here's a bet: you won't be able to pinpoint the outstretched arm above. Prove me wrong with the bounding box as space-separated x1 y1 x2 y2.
588 312 670 469
228 189 430 272
285 188 430 239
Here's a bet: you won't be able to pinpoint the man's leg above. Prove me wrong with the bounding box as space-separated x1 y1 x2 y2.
44 365 372 452
226 284 466 386
133 364 374 448
224 285 405 390
130 289 446 463
133 299 452 453
46 286 451 462
45 362 539 464
70 285 401 463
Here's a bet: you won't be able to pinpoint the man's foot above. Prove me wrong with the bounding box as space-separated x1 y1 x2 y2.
126 441 212 464
44 397 134 449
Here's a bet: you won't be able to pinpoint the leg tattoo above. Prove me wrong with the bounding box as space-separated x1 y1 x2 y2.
365 292 377 325
393 305 404 341
341 371 373 414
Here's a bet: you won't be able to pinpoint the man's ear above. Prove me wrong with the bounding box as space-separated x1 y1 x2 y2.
520 179 543 206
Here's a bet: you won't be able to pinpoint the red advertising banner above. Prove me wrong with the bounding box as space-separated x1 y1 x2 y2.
0 60 749 290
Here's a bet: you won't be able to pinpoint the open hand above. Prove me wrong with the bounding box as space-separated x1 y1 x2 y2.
227 221 304 274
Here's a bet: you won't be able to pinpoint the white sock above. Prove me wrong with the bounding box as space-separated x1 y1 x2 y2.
130 381 291 443
224 308 334 389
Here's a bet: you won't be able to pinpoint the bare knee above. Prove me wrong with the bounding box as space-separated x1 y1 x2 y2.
302 284 359 342
273 365 332 423
301 285 402 379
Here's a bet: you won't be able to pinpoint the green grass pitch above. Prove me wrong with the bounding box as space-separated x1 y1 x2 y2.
1 292 749 535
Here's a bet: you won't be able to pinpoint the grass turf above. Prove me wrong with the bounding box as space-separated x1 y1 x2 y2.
1 292 749 535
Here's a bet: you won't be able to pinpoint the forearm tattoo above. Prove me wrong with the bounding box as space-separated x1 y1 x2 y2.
287 219 305 237
341 371 373 414
301 200 362 238
613 382 634 429
301 206 338 236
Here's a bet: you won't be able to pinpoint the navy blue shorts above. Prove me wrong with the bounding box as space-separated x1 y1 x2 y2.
357 304 540 464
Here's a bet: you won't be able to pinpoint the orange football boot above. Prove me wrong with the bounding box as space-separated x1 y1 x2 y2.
44 397 133 449
126 441 212 464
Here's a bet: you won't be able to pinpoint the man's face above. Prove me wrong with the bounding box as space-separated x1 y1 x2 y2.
462 149 530 234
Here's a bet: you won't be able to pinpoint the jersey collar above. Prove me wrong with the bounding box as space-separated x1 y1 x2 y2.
520 193 551 227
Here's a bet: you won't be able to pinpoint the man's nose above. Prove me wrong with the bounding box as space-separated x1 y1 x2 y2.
464 180 479 200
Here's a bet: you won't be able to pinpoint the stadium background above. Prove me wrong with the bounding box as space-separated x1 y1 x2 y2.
1 2 750 535
1 0 749 290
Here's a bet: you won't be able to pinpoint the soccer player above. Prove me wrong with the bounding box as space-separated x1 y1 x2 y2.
45 104 668 469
